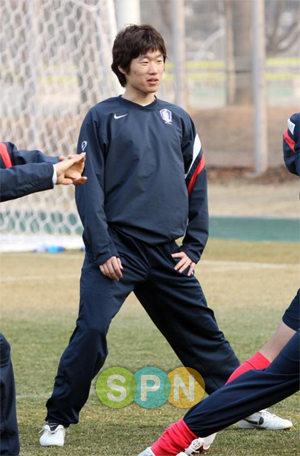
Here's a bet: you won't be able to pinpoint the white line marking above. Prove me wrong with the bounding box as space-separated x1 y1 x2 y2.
0 274 78 283
16 390 97 399
199 260 298 269
0 253 84 260
16 393 51 399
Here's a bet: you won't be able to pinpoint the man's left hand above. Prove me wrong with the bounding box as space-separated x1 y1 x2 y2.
172 251 195 276
64 153 87 185
55 153 87 185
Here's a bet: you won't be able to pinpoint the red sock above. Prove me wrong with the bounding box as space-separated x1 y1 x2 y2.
151 419 197 456
226 351 270 384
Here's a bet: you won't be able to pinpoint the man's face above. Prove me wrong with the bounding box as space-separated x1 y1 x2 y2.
120 50 164 95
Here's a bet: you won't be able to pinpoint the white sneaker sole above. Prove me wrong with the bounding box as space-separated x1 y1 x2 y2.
40 440 64 447
40 424 66 447
238 420 293 430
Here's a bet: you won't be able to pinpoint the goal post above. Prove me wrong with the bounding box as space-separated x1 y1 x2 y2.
0 0 118 250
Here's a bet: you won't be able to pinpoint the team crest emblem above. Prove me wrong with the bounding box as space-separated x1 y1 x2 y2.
160 109 172 124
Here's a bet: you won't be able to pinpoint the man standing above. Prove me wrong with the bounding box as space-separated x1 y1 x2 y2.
40 24 283 447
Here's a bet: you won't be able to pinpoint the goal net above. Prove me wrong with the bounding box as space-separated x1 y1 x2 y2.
0 0 118 251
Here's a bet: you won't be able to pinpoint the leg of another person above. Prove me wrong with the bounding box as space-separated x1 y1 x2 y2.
0 333 20 456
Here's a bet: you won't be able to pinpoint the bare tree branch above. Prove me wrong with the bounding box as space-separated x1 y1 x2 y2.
277 25 300 54
266 0 300 56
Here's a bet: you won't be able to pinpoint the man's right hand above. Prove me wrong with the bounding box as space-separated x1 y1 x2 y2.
99 256 123 281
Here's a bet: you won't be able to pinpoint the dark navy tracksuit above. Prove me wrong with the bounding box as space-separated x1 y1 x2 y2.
0 142 58 455
184 330 300 436
283 112 300 177
0 334 19 456
283 289 300 331
0 142 57 202
182 113 300 436
46 96 239 426
282 112 300 332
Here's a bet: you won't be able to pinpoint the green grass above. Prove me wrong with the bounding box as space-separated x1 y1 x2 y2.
0 239 299 456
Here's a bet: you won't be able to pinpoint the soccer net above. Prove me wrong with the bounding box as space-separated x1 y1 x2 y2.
0 0 118 251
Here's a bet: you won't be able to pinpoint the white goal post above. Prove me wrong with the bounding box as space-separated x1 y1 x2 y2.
0 0 118 250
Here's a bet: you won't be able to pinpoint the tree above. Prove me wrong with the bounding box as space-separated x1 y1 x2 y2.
225 0 253 105
225 0 300 105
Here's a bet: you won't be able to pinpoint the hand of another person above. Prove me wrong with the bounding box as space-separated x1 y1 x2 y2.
55 153 87 185
172 251 195 276
99 256 123 281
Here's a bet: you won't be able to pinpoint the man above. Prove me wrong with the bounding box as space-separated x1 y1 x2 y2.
40 25 285 448
138 331 299 456
137 113 300 455
216 112 299 431
0 141 86 456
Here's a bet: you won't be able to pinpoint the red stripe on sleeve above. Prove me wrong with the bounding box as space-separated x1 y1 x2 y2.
187 155 205 197
283 129 295 152
0 143 13 168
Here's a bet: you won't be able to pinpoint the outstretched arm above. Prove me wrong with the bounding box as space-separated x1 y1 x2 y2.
0 161 54 202
0 149 86 202
0 141 58 167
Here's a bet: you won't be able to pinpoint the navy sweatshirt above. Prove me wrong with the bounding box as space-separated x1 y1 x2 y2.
283 112 300 176
76 96 209 265
0 142 58 202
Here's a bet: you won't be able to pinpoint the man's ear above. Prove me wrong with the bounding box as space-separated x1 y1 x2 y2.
118 65 127 75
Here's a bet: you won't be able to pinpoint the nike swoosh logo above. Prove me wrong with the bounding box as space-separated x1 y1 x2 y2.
244 418 264 425
114 114 128 119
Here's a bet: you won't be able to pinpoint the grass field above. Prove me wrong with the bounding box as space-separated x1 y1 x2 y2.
0 239 299 456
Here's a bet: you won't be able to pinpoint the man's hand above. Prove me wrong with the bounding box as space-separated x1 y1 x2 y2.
55 153 87 185
99 256 123 281
172 251 195 277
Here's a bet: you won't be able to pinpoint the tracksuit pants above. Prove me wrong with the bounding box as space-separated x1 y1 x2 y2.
0 333 19 456
46 228 239 425
184 330 300 436
282 289 300 331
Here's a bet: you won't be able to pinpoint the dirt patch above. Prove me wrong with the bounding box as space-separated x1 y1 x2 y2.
207 165 297 185
191 105 299 170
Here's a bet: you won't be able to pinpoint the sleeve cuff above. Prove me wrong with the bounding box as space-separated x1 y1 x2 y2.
93 239 119 266
180 246 201 264
52 165 57 184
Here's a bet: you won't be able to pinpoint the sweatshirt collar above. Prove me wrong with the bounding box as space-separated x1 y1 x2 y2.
118 95 158 110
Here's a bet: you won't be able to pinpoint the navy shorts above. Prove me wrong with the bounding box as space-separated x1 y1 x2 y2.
282 289 300 331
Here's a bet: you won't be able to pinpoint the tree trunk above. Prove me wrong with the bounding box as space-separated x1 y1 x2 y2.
225 0 235 105
226 0 253 105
